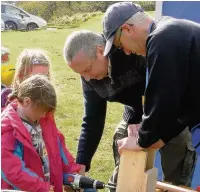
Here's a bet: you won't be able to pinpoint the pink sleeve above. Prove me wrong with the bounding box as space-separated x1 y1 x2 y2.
57 130 81 173
45 112 81 173
1 129 50 192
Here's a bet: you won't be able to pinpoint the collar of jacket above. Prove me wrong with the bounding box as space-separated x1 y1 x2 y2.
2 101 33 146
2 101 55 149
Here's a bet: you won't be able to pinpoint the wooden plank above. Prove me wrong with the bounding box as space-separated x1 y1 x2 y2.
143 167 157 192
156 181 197 192
146 149 156 170
116 149 153 192
116 148 196 192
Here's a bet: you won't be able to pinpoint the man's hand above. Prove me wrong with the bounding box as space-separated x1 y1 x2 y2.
117 135 143 154
78 164 86 176
128 124 165 150
117 124 142 154
63 185 84 192
49 185 54 192
149 139 165 149
63 165 86 192
128 124 140 137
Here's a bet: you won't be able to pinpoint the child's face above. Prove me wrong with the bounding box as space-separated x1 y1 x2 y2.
31 65 49 77
22 97 47 122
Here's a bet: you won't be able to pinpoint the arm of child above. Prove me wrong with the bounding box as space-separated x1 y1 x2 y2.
57 131 82 191
57 130 97 192
1 132 50 192
57 131 81 174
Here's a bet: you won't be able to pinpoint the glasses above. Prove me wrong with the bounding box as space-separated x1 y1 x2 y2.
108 24 134 56
116 24 134 49
108 28 123 56
116 27 123 50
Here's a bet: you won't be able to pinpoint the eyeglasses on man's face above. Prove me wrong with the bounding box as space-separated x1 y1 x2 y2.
115 27 123 50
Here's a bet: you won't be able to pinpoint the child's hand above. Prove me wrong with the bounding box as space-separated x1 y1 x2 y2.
63 185 74 192
78 164 86 176
49 185 54 192
63 185 83 192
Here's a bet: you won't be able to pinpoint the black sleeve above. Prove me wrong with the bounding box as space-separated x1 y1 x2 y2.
138 27 188 148
123 96 143 124
123 79 145 124
111 51 145 124
76 77 107 171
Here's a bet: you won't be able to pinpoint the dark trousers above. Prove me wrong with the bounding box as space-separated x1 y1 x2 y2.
108 120 197 191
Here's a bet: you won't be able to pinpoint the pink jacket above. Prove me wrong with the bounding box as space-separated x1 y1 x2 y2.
1 102 81 192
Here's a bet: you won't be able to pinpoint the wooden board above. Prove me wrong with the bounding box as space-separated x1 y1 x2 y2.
116 149 157 192
116 149 196 192
146 149 156 170
156 181 197 192
144 168 157 192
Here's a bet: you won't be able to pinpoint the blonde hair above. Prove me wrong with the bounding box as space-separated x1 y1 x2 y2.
9 74 57 112
12 49 51 91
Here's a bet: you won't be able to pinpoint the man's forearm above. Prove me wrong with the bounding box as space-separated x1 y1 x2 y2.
76 115 106 171
123 90 143 124
77 79 107 171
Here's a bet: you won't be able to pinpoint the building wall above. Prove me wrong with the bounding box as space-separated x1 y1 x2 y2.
162 1 200 23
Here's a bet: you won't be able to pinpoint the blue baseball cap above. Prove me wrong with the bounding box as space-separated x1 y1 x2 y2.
103 2 143 56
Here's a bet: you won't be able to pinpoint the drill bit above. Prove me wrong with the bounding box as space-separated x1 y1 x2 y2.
105 184 116 189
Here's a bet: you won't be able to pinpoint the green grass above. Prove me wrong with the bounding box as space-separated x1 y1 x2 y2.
1 11 154 189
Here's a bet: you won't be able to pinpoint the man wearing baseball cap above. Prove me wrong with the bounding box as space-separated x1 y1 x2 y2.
103 1 200 187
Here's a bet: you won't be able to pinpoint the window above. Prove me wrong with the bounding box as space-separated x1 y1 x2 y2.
1 5 6 13
19 11 29 17
4 5 21 16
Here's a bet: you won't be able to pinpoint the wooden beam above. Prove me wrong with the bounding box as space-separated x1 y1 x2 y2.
116 149 197 192
116 149 157 192
146 149 156 170
156 181 197 192
144 168 157 192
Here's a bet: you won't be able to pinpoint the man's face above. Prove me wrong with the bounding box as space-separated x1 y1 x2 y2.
69 46 109 81
113 24 146 56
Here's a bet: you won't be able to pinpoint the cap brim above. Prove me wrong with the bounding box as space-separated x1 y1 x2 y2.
104 35 114 56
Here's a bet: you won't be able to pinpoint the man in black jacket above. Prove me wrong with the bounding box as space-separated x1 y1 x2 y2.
63 30 196 189
103 0 200 169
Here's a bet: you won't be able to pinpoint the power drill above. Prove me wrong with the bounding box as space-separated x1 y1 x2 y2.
63 174 116 190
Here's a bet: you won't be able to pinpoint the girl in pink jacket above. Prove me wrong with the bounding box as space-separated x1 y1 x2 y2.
1 75 80 192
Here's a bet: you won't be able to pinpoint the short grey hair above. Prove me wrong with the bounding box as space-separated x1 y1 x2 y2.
63 30 105 64
125 12 151 26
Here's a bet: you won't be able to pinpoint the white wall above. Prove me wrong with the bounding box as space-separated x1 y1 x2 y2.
155 1 163 20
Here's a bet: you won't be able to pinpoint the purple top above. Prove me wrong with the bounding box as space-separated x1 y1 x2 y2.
1 86 12 108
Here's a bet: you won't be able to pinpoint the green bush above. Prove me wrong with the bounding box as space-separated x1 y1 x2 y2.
134 1 155 11
48 12 102 29
16 1 155 23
